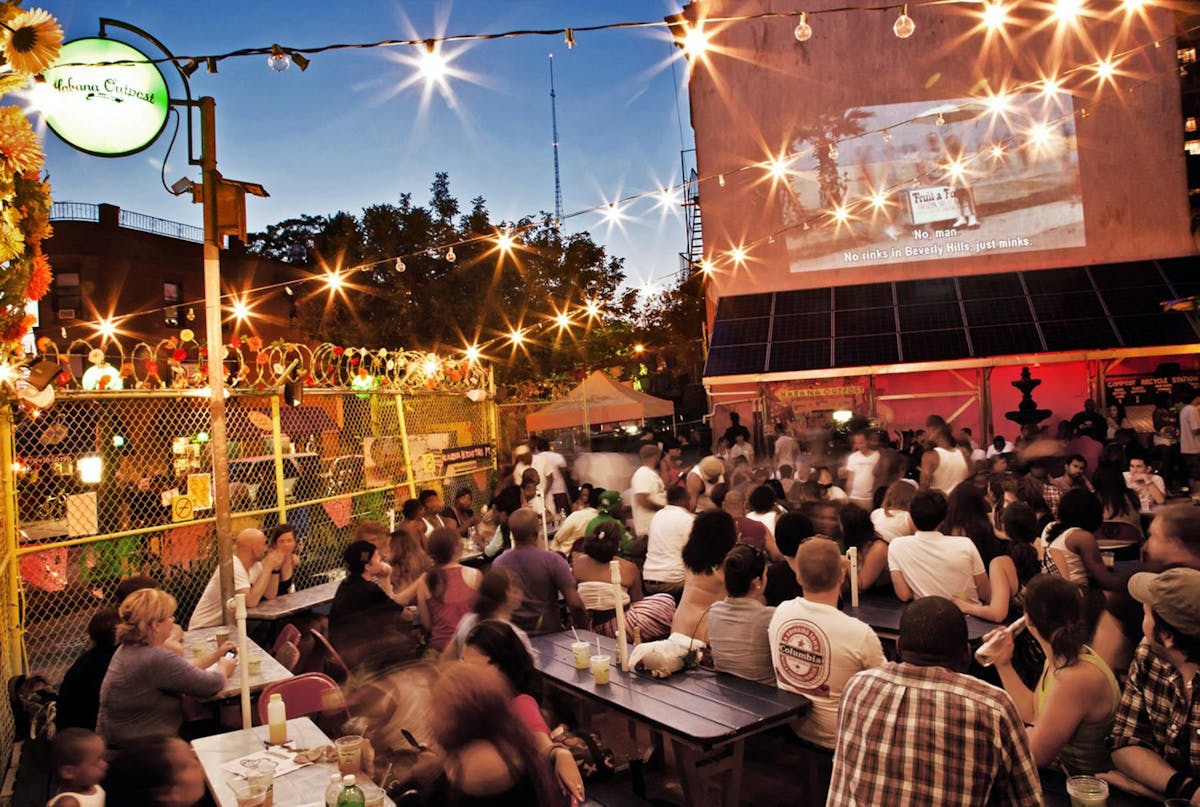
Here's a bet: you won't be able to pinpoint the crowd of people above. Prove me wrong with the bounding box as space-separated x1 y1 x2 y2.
41 404 1200 806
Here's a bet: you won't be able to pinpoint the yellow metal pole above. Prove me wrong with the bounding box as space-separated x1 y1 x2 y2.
0 407 24 675
394 393 418 498
270 394 288 524
488 366 500 475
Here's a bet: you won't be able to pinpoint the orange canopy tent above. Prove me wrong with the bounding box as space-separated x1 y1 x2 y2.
525 371 675 432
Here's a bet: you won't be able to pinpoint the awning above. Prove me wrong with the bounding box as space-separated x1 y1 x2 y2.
527 371 675 431
703 257 1200 380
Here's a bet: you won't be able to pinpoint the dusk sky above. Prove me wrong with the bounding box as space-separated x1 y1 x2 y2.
39 1 694 294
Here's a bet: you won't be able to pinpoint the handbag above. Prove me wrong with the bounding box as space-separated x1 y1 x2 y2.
550 724 616 780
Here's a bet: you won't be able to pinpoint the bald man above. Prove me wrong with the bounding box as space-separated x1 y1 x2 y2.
187 528 282 629
493 508 585 634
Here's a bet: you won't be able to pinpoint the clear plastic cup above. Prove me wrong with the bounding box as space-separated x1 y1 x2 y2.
228 779 267 807
571 641 590 670
335 734 363 775
244 759 276 807
247 650 263 677
590 654 611 685
214 629 231 646
1065 775 1108 807
359 779 387 807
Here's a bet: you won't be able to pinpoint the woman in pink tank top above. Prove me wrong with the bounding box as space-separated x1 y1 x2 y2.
418 527 481 652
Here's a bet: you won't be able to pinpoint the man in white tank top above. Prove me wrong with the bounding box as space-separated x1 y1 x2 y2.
919 427 970 495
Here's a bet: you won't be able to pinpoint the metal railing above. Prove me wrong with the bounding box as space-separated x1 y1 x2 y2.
50 202 204 243
48 201 99 222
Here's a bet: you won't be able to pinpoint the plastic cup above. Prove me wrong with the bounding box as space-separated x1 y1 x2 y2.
1065 775 1108 807
360 779 387 807
244 759 276 807
1101 551 1115 569
590 654 611 685
572 641 591 670
247 650 263 678
1164 800 1193 807
214 629 231 646
335 734 363 775
190 642 206 660
228 779 267 807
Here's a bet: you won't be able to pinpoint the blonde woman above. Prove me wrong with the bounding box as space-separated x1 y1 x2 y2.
98 589 234 748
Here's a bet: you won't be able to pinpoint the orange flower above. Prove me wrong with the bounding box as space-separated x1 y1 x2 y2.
25 251 50 300
1 8 63 75
0 107 43 175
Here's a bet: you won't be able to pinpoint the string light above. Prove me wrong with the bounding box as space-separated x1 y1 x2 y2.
464 344 481 363
935 112 945 126
1053 0 1083 24
508 329 525 346
982 2 1007 30
97 319 116 339
794 12 813 42
445 247 456 262
186 307 196 321
395 258 406 272
989 143 1006 159
419 40 447 81
267 45 291 72
831 205 852 224
231 300 250 320
827 143 838 160
554 312 573 330
717 174 726 188
882 129 892 143
699 260 714 275
564 28 576 49
869 191 890 210
1094 57 1117 82
729 246 747 265
767 158 789 179
326 272 345 290
893 5 916 38
584 299 602 319
682 25 709 58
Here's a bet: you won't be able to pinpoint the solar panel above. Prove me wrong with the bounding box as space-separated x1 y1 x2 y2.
898 302 964 331
774 288 832 315
1099 285 1173 316
704 344 767 377
1030 292 1106 321
1113 314 1198 347
768 339 832 372
901 329 970 362
958 273 1025 299
1156 257 1198 288
715 294 773 319
963 297 1035 326
895 278 958 305
1022 267 1090 294
773 312 831 341
1040 318 1119 351
836 307 896 336
836 335 899 366
834 282 894 310
1089 262 1163 290
709 317 770 347
969 325 1044 357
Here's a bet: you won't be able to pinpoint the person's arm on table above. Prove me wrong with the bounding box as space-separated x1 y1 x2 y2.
245 552 283 607
890 568 914 602
1067 531 1124 591
956 556 1012 622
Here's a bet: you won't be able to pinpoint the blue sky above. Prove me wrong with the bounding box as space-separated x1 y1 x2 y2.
40 1 694 292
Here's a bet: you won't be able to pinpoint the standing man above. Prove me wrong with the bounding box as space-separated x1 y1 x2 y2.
1104 568 1200 803
772 422 799 471
1178 388 1200 492
630 444 666 556
188 528 280 629
919 425 970 496
722 411 750 448
531 438 570 515
841 431 880 510
827 597 1042 806
643 486 695 599
1070 399 1108 444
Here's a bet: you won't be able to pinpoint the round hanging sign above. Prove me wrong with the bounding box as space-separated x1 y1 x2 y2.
41 38 170 158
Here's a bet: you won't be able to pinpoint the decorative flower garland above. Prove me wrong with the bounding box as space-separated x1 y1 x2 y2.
0 3 61 351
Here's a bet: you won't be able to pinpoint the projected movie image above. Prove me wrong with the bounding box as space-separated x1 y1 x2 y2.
783 92 1085 273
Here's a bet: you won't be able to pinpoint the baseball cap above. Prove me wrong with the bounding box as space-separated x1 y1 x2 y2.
698 456 724 483
1128 568 1200 636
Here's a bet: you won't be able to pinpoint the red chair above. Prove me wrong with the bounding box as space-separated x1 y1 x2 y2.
255 672 349 725
309 629 352 684
271 624 302 657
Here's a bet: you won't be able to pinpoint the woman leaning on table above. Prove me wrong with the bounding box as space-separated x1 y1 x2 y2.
985 574 1121 775
97 588 234 748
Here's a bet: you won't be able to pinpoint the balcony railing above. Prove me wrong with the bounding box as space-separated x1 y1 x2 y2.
50 202 204 243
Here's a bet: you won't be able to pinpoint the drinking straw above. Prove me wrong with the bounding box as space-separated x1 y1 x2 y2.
596 635 601 656
571 625 581 642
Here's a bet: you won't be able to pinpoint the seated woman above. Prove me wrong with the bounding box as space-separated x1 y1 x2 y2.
265 523 301 597
571 520 675 643
942 483 999 566
956 502 1042 623
443 569 530 661
744 485 786 561
1093 466 1142 536
430 662 559 806
869 480 916 542
988 574 1121 775
389 527 431 605
417 528 481 653
1040 489 1124 592
97 589 234 748
707 544 775 685
328 540 418 670
671 510 738 644
840 503 890 592
462 620 585 803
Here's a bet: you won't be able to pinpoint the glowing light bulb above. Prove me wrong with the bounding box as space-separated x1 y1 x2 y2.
1094 58 1116 81
935 113 945 126
1121 0 1145 8
831 205 851 224
1053 0 1083 23
984 91 1009 115
870 191 889 210
729 246 747 264
768 158 789 179
98 319 116 339
554 313 573 330
1041 77 1062 96
1028 122 1052 146
395 258 406 273
508 330 525 346
882 129 892 142
446 247 456 262
718 174 726 188
990 143 1006 159
983 2 1007 30
633 344 645 354
585 300 601 319
682 26 709 57
464 344 481 363
794 12 813 42
419 41 447 81
945 159 966 179
423 356 440 375
326 272 344 290
893 5 916 38
700 260 714 275
231 300 250 320
828 143 838 160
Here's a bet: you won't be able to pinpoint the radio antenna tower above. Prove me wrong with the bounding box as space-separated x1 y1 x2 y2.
549 54 564 227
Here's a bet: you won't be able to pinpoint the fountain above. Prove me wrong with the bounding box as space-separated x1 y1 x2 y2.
1004 367 1052 431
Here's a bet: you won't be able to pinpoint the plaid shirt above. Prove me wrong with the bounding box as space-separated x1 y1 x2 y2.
1109 640 1200 776
1041 482 1062 518
828 662 1043 806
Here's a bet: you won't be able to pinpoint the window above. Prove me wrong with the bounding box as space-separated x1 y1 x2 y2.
1187 117 1198 133
164 282 181 327
1181 48 1197 64
1187 140 1200 156
55 272 80 320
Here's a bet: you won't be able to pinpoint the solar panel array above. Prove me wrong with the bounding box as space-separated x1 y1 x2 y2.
704 258 1199 377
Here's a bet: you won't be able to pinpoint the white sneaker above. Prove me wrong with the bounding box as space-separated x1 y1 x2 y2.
952 217 966 227
967 215 979 227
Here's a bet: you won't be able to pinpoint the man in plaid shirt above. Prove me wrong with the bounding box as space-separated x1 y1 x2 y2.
1104 568 1200 803
827 597 1042 806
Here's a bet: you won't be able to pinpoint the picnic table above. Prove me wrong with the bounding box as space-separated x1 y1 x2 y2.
1040 768 1147 807
531 630 810 807
845 589 1003 642
246 579 340 621
182 625 293 701
192 716 394 807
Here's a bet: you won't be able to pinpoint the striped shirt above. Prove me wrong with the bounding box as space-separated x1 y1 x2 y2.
828 663 1042 806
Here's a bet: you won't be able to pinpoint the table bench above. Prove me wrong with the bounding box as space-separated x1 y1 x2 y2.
844 590 1003 642
531 631 810 807
245 579 341 621
181 626 293 702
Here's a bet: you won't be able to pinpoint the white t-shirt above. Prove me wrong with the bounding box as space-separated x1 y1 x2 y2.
630 465 666 537
986 441 1015 458
745 509 779 539
870 508 915 542
643 505 695 585
844 450 880 501
1181 404 1200 455
768 598 885 749
886 530 986 603
774 433 799 467
825 486 849 503
532 451 569 495
188 556 261 629
1123 471 1166 512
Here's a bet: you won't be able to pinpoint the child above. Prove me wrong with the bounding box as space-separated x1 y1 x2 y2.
48 728 107 806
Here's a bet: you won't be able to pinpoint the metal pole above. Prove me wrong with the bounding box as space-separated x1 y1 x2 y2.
270 394 288 524
394 394 418 498
0 408 25 675
198 97 237 622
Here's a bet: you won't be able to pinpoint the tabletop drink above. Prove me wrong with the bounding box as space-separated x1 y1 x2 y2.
244 759 276 807
190 642 206 660
572 641 591 670
267 693 288 746
975 615 1027 667
590 654 611 685
358 779 386 807
1065 775 1108 807
247 650 263 677
337 774 365 807
215 629 231 646
229 779 267 807
335 735 363 775
325 772 343 807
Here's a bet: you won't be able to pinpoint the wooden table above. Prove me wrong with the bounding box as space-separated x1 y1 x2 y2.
245 580 341 621
1040 768 1147 807
845 590 1003 643
531 631 810 807
192 716 394 807
182 626 293 701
